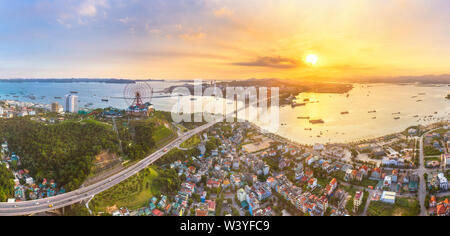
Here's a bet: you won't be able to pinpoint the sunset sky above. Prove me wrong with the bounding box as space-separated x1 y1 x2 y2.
1 0 449 80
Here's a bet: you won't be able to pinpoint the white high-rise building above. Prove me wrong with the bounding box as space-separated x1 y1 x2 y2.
65 94 79 113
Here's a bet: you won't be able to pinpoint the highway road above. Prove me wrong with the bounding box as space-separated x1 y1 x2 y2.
0 120 218 216
0 96 272 216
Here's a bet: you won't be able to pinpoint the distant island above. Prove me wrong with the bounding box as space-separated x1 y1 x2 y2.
0 78 166 84
344 74 450 84
166 78 353 106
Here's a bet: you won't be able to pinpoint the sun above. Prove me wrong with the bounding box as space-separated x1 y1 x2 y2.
306 54 318 65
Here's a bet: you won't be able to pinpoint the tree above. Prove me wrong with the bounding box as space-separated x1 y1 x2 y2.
0 164 14 202
0 118 120 190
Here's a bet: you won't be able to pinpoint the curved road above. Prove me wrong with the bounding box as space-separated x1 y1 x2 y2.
0 96 272 216
0 121 217 216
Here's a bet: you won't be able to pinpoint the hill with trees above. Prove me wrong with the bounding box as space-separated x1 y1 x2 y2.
0 163 14 202
0 118 120 190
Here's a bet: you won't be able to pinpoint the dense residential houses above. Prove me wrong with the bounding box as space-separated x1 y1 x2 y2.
427 172 449 192
106 121 446 216
429 197 450 216
1 142 63 202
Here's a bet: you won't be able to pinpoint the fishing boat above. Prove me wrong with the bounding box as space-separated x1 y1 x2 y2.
292 102 306 107
309 119 325 124
70 91 78 94
341 111 349 115
368 110 376 113
297 116 310 119
101 98 109 102
394 117 400 120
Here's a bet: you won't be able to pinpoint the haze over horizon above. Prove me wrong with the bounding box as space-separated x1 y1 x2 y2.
1 0 450 80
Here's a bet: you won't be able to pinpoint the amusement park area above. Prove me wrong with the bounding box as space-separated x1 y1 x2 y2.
78 82 156 118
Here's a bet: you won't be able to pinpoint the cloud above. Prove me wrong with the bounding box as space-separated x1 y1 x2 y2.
214 7 234 17
118 16 135 24
77 0 108 17
56 0 109 27
326 64 374 71
232 56 303 69
106 50 228 60
179 32 206 41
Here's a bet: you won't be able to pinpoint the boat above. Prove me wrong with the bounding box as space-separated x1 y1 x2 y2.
392 112 401 115
303 98 310 102
70 91 78 94
394 117 400 120
54 96 62 99
368 110 376 113
304 128 312 131
101 98 109 102
190 98 197 101
416 100 422 102
292 102 306 107
341 111 349 115
297 116 310 119
309 119 325 124
372 117 377 119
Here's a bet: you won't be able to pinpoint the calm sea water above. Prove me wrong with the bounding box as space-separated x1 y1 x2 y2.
0 81 184 111
265 84 450 144
0 81 448 144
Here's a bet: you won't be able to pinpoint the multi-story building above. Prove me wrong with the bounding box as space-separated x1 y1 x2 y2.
65 94 79 113
438 173 448 191
353 191 364 212
51 102 60 113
